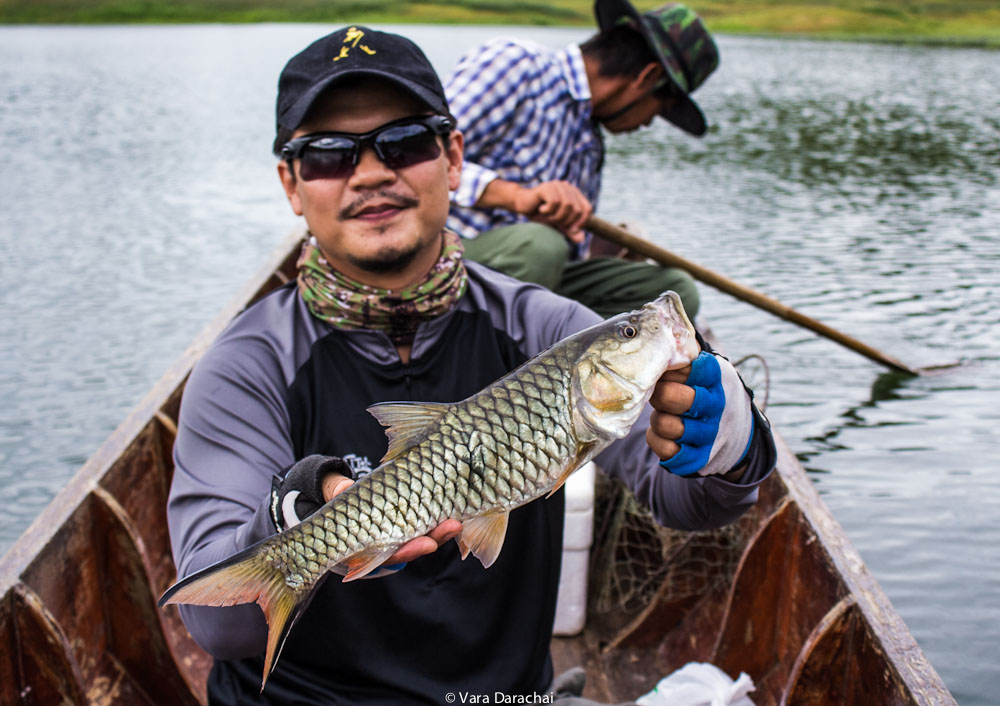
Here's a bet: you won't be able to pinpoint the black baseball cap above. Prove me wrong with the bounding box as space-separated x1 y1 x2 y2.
276 26 450 132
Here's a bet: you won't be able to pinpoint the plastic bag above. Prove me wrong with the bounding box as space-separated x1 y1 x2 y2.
635 662 755 706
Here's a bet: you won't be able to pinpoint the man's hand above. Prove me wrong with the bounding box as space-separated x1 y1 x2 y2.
323 473 463 565
645 365 696 461
477 179 592 243
646 352 755 482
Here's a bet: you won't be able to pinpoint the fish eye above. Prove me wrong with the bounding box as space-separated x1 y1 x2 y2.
619 324 638 339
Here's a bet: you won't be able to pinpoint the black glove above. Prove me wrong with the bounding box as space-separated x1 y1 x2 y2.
270 455 353 532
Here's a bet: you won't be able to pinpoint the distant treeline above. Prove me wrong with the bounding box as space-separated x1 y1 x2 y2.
1 0 998 47
0 0 587 25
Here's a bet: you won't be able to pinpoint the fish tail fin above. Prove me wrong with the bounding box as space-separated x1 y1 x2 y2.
159 542 307 689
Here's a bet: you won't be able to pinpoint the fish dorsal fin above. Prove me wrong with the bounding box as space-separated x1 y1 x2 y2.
366 401 451 463
456 510 510 569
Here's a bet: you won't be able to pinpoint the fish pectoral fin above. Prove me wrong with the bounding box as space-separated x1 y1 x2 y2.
545 467 576 499
545 443 597 499
366 401 451 463
456 510 510 569
341 546 399 582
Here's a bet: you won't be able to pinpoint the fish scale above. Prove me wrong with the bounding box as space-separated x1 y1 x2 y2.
160 291 701 687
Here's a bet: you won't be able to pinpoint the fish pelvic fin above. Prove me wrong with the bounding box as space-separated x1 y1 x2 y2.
340 545 398 582
457 509 510 569
366 401 451 463
158 543 307 691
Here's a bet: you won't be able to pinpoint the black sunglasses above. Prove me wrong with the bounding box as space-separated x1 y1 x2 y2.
281 115 453 181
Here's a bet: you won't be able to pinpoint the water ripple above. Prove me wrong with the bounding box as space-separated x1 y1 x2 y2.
0 26 998 705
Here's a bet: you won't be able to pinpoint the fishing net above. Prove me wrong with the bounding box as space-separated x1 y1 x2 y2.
589 476 749 618
732 354 769 411
588 354 770 620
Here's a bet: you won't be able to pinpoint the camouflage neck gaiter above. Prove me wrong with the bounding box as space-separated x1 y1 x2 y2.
296 230 468 345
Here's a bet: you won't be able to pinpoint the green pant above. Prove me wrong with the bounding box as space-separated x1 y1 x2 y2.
461 223 700 320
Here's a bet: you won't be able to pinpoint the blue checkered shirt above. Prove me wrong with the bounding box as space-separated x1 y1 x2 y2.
445 40 604 253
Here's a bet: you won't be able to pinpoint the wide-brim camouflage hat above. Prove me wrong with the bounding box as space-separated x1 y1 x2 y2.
594 0 719 136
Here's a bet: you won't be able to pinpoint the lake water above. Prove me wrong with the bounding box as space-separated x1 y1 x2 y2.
1 24 997 704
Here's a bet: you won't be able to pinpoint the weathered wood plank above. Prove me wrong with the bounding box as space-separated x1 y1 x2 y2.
10 583 88 705
92 487 205 705
782 597 858 705
771 436 956 705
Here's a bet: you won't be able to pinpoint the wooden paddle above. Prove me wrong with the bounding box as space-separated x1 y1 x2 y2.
587 216 922 376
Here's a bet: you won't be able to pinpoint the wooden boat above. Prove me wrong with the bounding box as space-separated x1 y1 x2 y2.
0 229 956 705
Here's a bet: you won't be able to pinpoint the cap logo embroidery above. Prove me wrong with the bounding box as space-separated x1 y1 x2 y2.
333 26 376 61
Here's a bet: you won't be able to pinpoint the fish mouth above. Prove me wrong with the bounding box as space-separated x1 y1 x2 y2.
648 291 700 365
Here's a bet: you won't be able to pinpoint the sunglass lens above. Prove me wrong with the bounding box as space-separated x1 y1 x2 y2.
375 124 442 170
298 137 356 180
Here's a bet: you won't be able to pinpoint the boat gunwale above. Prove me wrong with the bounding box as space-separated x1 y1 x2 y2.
0 228 306 590
768 435 956 704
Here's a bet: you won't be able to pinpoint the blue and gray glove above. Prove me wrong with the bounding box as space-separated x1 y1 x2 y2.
659 352 756 478
270 454 405 578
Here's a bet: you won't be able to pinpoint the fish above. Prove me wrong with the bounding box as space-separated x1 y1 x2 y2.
158 290 701 687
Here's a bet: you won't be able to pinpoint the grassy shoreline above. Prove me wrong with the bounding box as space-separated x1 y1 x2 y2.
1 0 998 48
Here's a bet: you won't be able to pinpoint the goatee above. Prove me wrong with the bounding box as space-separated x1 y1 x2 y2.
346 243 421 275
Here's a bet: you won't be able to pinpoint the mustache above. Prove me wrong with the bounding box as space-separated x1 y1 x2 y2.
340 191 419 219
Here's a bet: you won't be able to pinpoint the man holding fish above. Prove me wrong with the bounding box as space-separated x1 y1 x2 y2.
163 25 775 706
